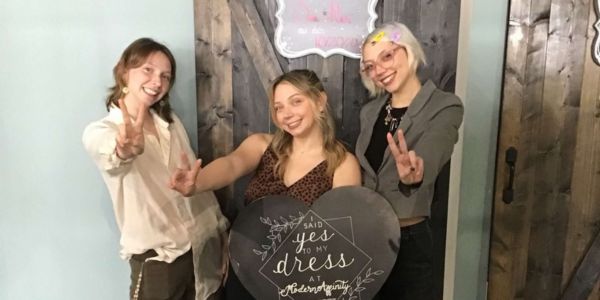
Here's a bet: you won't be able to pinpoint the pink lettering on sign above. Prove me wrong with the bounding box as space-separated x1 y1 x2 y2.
314 36 362 49
294 0 352 24
326 0 351 24
296 0 318 22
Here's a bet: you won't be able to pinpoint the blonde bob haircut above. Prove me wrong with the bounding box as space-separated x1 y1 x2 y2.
360 22 427 97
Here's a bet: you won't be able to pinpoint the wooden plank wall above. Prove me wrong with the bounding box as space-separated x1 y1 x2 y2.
562 0 600 297
194 1 460 299
194 0 460 215
194 2 460 298
489 0 600 299
194 0 233 203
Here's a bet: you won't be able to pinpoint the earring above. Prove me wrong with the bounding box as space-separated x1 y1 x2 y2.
122 86 129 94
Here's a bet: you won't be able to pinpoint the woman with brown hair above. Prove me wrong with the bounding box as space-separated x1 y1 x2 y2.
83 38 228 300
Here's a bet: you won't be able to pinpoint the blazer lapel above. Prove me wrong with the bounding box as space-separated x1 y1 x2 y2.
380 80 436 169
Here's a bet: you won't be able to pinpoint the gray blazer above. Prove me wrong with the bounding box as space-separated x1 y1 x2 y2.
355 80 464 219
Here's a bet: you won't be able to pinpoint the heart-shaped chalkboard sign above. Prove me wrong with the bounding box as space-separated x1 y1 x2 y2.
229 186 401 300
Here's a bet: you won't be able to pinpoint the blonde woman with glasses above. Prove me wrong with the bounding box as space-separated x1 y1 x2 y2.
356 22 464 299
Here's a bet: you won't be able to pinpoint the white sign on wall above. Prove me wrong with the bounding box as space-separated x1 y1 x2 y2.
274 0 379 59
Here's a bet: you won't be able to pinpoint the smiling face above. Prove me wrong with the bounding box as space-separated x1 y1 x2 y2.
123 51 173 109
361 41 415 95
272 81 325 138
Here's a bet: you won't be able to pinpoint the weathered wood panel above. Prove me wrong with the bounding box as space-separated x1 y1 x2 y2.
491 0 600 299
511 3 552 297
525 0 587 297
305 54 344 127
195 5 460 299
254 0 289 73
230 0 283 94
229 22 271 219
562 230 600 299
488 0 532 298
562 2 600 299
194 0 233 202
340 57 368 150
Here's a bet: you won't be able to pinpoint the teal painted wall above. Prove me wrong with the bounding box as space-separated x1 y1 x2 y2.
0 0 197 299
452 0 508 299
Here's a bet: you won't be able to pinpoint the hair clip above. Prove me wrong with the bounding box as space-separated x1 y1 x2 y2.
372 31 385 43
391 31 402 42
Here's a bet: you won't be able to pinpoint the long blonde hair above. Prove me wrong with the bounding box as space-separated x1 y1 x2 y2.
268 69 347 178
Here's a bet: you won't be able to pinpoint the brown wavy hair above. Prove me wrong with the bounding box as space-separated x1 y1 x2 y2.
105 38 176 123
268 69 347 178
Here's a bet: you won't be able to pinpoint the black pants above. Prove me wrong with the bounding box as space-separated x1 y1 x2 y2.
376 219 434 300
129 249 195 300
224 265 254 300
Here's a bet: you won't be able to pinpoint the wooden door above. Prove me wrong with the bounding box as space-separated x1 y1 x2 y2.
193 0 460 298
489 0 600 299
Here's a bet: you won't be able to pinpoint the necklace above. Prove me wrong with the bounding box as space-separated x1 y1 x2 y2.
384 102 401 132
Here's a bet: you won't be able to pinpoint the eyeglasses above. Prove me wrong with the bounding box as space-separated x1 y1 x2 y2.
360 46 402 78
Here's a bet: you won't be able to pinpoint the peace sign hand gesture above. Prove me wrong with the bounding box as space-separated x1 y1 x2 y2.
169 153 202 197
115 98 146 160
387 131 424 185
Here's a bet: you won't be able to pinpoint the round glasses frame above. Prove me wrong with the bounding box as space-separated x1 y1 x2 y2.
360 46 402 78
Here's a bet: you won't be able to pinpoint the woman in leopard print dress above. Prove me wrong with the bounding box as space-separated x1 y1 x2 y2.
169 69 362 299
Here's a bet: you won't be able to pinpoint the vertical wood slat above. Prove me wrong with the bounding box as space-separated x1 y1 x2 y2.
341 58 367 150
305 55 344 126
513 1 552 298
232 23 271 140
254 0 289 73
230 0 283 94
288 58 308 71
525 0 589 297
382 0 403 23
230 22 271 216
419 0 460 90
562 230 600 299
436 0 461 91
490 0 550 299
488 1 532 299
562 1 600 299
194 0 233 205
419 0 444 85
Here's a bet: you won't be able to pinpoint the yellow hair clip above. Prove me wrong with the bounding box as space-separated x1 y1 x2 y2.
372 31 385 43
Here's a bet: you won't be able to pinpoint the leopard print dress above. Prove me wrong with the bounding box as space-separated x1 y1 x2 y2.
244 147 332 206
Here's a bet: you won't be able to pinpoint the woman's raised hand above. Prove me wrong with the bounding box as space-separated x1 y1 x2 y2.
115 99 146 159
387 131 424 185
169 152 202 197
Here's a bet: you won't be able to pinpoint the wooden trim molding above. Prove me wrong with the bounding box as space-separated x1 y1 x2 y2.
594 0 600 65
